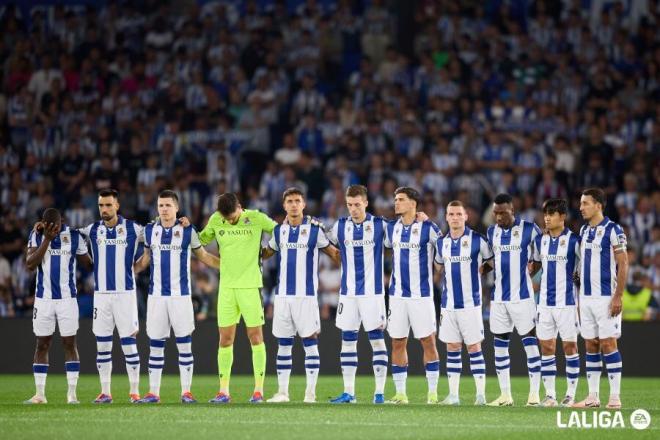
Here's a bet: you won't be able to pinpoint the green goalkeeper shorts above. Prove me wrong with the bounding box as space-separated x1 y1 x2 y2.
217 288 265 328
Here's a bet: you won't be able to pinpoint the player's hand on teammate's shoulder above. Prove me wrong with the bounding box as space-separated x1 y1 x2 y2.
306 215 326 230
179 216 191 227
416 211 429 222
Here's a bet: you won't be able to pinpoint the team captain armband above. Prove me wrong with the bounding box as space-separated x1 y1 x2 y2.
613 232 627 253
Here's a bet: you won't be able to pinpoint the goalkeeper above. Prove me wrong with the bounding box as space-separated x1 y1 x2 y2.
200 193 277 404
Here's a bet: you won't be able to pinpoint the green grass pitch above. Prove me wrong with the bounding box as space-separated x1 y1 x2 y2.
0 375 657 439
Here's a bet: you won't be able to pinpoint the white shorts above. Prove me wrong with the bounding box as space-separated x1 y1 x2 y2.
272 296 321 338
93 292 139 338
489 299 536 335
146 295 195 340
536 306 579 342
33 297 79 337
387 296 436 339
336 295 386 332
579 297 622 340
438 307 484 345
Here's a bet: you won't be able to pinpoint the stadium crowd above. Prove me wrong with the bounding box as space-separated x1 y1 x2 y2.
0 0 658 321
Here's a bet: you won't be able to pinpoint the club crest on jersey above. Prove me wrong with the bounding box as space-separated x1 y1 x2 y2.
597 229 604 236
218 230 225 236
243 217 251 225
462 240 469 247
560 239 566 246
365 225 371 232
118 227 124 234
301 228 307 236
513 229 519 237
413 228 419 235
174 230 180 237
62 236 69 243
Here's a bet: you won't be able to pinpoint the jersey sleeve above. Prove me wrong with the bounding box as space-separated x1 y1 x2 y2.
28 231 39 248
429 221 442 242
480 235 494 260
532 235 542 262
486 225 494 246
327 221 339 246
78 223 93 238
256 211 277 234
190 228 202 249
75 232 88 255
134 223 145 243
316 227 330 249
610 223 627 252
572 234 581 269
383 222 392 248
199 212 220 246
531 223 542 241
434 238 444 264
269 225 280 252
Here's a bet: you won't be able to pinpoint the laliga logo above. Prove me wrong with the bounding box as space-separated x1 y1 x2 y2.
556 409 651 430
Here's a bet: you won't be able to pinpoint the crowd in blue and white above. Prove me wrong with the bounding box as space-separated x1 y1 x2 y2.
0 0 658 320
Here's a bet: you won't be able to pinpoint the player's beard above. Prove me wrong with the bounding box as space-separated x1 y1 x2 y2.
101 213 114 222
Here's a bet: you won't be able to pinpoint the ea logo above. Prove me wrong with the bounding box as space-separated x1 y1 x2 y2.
630 409 651 430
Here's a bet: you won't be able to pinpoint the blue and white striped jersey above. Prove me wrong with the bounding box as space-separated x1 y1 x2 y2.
435 227 493 310
144 222 201 296
28 225 88 299
487 218 541 303
269 219 330 297
328 214 388 296
579 217 627 298
533 228 581 307
79 216 144 294
385 219 442 298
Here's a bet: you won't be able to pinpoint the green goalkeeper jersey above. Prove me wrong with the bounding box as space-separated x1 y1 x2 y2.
199 209 277 289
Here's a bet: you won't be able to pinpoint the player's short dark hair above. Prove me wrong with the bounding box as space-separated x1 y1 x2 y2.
217 193 240 217
158 189 179 203
581 187 606 209
447 200 465 209
494 193 513 205
42 208 61 224
542 198 568 215
394 186 421 206
345 184 368 199
98 188 119 199
282 187 305 202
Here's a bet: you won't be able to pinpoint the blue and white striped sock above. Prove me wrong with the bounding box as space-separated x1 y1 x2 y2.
565 354 580 398
65 361 80 399
96 335 112 395
340 331 358 396
425 360 440 394
446 350 462 398
585 352 602 397
121 336 140 395
276 338 293 395
494 337 511 395
176 335 194 394
469 350 486 397
33 363 48 398
148 339 165 396
522 336 541 395
369 329 388 395
303 338 320 395
603 351 622 397
541 355 557 399
392 364 408 395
